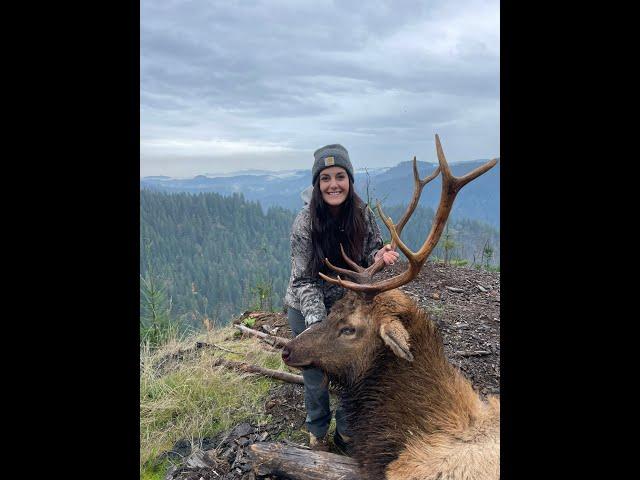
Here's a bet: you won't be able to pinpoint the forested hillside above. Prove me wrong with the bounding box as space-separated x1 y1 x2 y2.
140 190 294 329
141 159 500 228
140 191 499 330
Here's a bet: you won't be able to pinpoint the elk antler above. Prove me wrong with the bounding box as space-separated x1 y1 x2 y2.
319 134 498 297
322 156 440 284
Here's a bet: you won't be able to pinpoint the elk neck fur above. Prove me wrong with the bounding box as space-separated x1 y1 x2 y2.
330 290 499 479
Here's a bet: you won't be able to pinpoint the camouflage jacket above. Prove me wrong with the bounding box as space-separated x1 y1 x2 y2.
284 203 383 327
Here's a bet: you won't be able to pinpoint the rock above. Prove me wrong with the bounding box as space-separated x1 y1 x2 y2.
221 447 235 463
172 438 192 458
229 422 254 439
164 465 178 480
236 437 251 447
202 449 220 465
185 450 214 469
201 435 220 451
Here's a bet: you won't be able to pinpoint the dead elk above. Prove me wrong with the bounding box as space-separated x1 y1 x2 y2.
282 135 499 480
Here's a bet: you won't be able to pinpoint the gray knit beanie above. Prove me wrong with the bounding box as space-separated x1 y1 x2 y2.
312 144 354 185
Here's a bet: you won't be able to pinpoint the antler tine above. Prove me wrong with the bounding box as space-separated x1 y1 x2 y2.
434 134 497 194
319 271 349 289
323 237 387 284
322 157 439 286
377 201 414 263
319 270 388 300
394 156 440 237
322 256 376 284
360 157 440 279
412 134 497 264
326 134 497 297
338 243 364 272
319 253 416 297
321 243 372 283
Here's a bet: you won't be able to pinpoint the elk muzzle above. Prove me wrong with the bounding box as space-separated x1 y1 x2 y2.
281 322 326 368
281 345 292 363
281 342 313 368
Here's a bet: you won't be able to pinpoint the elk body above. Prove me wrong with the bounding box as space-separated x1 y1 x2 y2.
282 135 499 480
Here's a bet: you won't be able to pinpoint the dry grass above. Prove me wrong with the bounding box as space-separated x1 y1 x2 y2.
139 325 291 477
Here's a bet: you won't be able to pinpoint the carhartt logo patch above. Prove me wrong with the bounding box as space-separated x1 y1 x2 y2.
324 156 335 166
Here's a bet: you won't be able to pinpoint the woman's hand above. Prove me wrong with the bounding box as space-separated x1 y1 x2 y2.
374 244 400 266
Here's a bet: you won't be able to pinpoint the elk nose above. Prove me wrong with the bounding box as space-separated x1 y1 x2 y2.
281 347 290 362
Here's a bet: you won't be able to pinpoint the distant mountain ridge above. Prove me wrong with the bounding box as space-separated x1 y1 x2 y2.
141 159 500 228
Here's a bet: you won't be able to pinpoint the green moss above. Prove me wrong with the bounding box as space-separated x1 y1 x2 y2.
140 457 171 480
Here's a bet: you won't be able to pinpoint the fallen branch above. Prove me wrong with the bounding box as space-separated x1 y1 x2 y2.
152 341 242 370
445 286 465 293
195 341 242 355
234 324 290 349
248 442 360 480
454 350 492 357
213 359 303 384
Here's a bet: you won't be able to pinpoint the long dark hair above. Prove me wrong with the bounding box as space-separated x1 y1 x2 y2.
309 176 367 278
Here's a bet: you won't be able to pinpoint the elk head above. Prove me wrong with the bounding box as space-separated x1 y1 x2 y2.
281 289 417 385
282 135 497 385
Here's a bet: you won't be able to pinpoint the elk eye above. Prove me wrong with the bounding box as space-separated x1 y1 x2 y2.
340 327 356 336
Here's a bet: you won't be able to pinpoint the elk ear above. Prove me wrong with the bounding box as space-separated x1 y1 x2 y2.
379 319 414 362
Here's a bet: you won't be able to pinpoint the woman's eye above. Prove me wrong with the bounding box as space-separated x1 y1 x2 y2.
340 327 355 336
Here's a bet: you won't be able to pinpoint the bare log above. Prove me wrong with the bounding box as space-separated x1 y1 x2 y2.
248 442 360 480
234 324 290 348
213 359 303 384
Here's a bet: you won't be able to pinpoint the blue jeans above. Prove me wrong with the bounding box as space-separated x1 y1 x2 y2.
287 307 349 439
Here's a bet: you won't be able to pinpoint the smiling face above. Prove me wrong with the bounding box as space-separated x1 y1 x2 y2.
318 166 350 210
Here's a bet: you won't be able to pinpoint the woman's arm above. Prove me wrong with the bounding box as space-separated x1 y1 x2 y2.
289 211 327 327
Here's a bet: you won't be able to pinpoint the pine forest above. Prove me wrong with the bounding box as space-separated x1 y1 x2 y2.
140 190 499 332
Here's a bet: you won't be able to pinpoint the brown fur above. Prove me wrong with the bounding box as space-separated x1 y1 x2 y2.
283 290 500 479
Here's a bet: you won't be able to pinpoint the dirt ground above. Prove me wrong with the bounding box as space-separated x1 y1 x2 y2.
163 262 500 480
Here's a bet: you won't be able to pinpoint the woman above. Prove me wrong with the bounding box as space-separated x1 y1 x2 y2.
284 144 399 453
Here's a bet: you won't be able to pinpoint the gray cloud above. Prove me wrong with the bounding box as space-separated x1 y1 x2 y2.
141 0 499 176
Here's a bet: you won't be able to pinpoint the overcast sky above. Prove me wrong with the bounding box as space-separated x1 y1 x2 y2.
140 0 499 178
